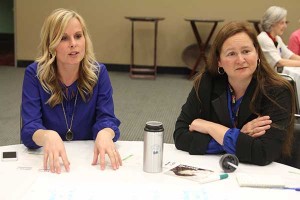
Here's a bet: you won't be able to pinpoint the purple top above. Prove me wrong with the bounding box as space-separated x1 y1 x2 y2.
21 62 120 149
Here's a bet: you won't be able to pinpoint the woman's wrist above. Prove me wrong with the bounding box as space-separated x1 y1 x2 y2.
97 128 115 140
33 129 54 146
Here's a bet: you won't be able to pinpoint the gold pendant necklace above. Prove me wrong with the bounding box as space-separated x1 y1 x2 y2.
62 90 78 141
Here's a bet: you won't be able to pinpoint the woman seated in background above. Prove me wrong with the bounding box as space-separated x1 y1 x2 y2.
288 19 300 56
21 8 122 174
257 6 300 70
173 21 295 166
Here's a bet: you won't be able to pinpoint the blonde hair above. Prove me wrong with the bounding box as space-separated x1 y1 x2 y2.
36 8 99 107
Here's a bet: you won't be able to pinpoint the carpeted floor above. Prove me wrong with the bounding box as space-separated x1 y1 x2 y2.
0 66 193 146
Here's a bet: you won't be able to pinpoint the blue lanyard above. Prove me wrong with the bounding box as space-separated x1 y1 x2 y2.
227 84 243 127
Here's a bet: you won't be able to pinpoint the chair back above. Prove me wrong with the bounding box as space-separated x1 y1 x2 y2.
279 73 300 114
291 116 300 169
277 115 300 169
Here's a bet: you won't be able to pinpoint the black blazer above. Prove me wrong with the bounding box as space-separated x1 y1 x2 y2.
174 72 292 166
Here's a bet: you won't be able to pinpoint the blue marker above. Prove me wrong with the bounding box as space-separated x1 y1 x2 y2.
283 187 300 191
198 173 228 184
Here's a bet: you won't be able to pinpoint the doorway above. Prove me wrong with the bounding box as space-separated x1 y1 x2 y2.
0 0 15 66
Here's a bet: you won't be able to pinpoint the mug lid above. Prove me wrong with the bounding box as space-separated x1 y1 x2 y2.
144 121 164 131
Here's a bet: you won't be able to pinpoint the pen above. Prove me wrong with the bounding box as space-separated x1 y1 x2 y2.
17 166 32 170
122 154 133 161
283 187 300 191
198 173 228 184
164 161 170 166
288 170 300 175
39 169 50 172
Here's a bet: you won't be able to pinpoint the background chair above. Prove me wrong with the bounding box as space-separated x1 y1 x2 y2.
277 114 300 169
279 73 300 114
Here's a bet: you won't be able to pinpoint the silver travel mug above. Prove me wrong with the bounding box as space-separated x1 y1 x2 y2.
143 121 164 173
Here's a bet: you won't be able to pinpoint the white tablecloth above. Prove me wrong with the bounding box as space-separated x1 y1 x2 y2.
0 141 299 200
282 67 300 112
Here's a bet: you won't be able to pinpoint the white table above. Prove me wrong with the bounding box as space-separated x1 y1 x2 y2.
282 67 300 111
1 141 300 200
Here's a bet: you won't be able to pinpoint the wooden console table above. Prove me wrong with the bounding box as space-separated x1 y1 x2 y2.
125 16 165 79
247 20 262 34
184 18 224 78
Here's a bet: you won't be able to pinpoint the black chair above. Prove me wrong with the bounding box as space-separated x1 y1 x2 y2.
279 73 299 114
289 115 300 169
277 114 300 169
278 74 300 168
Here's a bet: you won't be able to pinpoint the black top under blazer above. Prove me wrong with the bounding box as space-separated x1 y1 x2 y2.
174 72 292 166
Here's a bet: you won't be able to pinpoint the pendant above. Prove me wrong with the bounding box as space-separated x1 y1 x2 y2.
66 129 73 141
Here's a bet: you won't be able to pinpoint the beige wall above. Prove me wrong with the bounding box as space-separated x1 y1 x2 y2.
16 0 300 68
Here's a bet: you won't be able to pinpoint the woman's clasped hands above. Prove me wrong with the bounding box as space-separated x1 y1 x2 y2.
241 116 272 137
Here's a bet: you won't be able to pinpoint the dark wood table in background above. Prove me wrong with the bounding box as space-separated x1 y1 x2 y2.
184 18 224 78
247 20 262 34
125 16 165 79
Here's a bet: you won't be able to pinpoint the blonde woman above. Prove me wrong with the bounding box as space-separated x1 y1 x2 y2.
21 8 122 173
